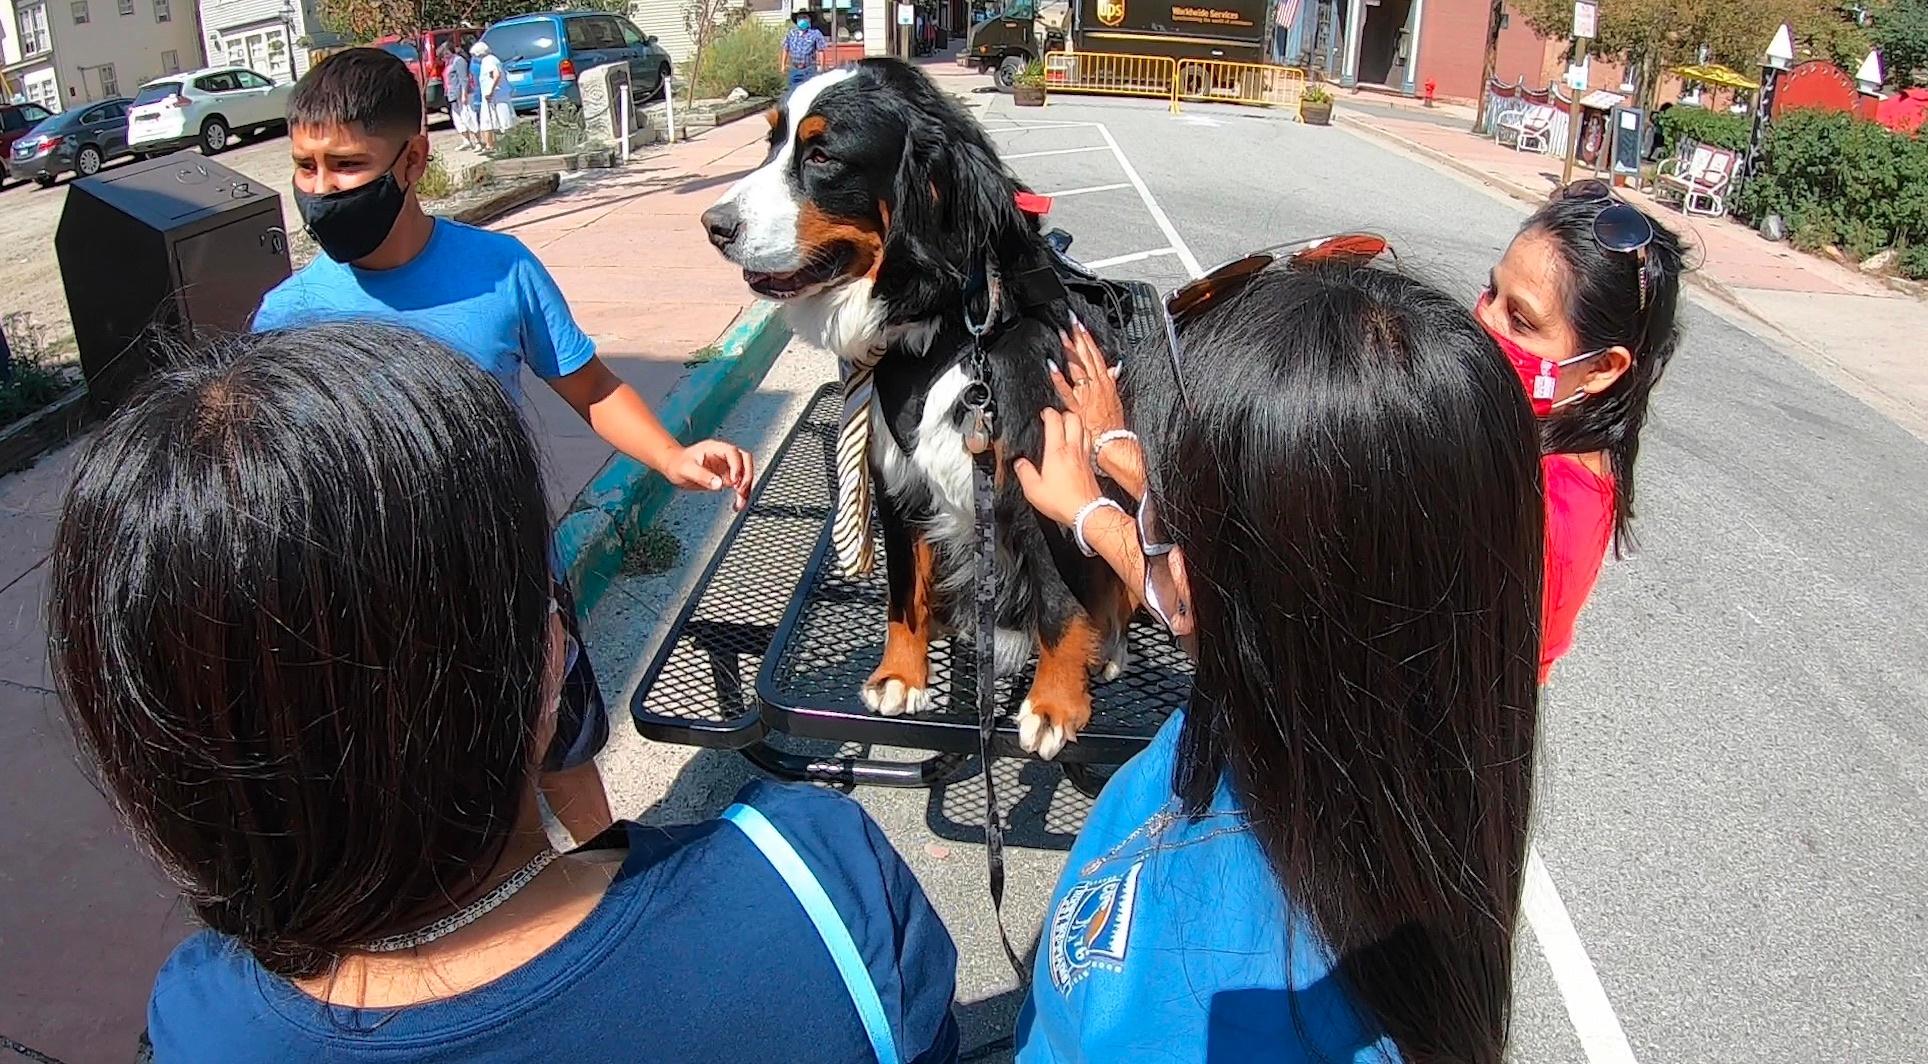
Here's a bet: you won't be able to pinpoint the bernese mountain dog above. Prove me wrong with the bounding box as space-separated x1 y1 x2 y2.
700 58 1135 760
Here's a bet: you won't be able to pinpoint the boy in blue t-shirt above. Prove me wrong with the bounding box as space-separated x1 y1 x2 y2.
254 49 756 843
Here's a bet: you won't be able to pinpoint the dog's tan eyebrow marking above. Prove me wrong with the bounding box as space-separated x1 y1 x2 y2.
797 114 829 142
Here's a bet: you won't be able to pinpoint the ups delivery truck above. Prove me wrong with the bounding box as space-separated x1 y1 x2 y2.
963 0 1271 91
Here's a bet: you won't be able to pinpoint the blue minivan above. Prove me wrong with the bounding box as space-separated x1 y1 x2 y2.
480 11 673 110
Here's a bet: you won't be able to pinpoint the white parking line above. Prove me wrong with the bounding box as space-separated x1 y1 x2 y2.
1092 123 1204 278
1083 248 1178 269
1002 145 1112 160
983 121 1094 133
1039 182 1133 198
1526 849 1640 1064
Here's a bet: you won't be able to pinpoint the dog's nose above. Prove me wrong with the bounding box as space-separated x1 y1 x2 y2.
701 204 741 252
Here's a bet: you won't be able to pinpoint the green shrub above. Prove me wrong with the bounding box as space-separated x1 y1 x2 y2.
1653 105 1749 158
0 313 72 427
1736 109 1928 264
1902 244 1928 279
491 101 588 159
416 156 457 200
692 19 786 99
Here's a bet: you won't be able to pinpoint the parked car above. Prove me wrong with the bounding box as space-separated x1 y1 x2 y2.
10 97 137 186
373 26 482 112
126 66 295 156
480 11 672 111
0 101 57 187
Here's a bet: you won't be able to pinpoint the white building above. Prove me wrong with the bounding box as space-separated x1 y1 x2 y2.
194 0 330 85
2 0 206 110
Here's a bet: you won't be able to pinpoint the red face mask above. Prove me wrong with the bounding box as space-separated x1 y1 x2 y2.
1476 292 1600 417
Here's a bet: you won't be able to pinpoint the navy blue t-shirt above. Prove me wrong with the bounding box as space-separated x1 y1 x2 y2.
146 781 960 1062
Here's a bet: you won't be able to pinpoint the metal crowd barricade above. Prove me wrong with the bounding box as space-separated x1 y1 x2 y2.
1174 59 1308 112
1044 52 1180 112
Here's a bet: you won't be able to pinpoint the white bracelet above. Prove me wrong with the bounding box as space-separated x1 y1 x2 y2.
1091 429 1138 470
1071 497 1128 557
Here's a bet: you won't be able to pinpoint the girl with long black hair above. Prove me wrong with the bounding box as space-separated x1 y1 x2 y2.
1014 260 1545 1062
1476 181 1686 679
49 324 960 1063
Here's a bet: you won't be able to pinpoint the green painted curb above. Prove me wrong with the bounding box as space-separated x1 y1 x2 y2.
556 300 791 614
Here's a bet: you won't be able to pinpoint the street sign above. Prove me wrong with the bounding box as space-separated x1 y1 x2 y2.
897 2 914 24
1572 0 1596 40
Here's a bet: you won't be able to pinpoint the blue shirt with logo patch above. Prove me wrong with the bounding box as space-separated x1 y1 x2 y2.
252 217 595 404
1016 711 1401 1063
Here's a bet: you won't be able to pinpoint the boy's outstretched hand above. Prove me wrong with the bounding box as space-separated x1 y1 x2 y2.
665 439 755 511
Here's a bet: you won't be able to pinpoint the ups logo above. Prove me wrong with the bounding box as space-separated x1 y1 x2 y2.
1096 0 1124 25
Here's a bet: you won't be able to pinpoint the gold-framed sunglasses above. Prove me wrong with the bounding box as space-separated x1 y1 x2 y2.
1138 233 1395 629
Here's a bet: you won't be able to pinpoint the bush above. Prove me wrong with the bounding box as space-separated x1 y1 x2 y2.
416 156 457 200
1736 109 1928 263
1902 244 1928 279
491 101 588 159
0 313 72 427
692 19 786 99
1653 105 1749 158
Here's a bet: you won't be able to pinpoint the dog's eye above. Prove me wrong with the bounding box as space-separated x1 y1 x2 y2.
804 146 831 166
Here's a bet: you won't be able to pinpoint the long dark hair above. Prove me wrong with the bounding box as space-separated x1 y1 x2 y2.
1150 267 1544 1063
47 323 554 978
1529 194 1685 554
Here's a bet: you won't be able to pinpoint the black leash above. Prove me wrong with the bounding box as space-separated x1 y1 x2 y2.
960 260 1029 986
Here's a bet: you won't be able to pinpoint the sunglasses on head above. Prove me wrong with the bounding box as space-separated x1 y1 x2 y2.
1135 234 1395 630
1554 179 1657 310
1157 233 1395 407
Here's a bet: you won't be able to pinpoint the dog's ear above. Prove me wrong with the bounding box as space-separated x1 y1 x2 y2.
877 117 955 318
878 113 1030 321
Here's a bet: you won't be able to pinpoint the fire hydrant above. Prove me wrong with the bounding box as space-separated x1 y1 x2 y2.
1423 78 1437 107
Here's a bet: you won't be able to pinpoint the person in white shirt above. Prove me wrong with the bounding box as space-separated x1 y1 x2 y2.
471 40 513 151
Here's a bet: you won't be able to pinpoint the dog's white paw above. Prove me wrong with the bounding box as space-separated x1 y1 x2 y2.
1017 699 1069 761
1100 644 1129 683
861 677 931 717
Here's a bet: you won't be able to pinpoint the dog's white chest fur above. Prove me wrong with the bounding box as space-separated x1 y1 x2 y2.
869 363 975 555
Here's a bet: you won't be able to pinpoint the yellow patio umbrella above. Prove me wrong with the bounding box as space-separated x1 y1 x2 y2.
1670 63 1761 91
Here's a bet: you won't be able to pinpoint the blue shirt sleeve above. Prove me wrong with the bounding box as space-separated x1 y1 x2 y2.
513 249 596 379
732 779 960 1064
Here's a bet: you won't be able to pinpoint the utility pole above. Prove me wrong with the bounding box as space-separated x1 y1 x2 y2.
1473 0 1504 133
1560 0 1595 187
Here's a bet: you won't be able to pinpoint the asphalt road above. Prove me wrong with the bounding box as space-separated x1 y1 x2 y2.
590 91 1927 1063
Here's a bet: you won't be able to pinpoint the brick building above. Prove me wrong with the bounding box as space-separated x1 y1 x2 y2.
1275 0 1652 103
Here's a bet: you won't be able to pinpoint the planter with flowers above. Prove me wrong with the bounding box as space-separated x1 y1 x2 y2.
1014 60 1047 107
1300 83 1333 125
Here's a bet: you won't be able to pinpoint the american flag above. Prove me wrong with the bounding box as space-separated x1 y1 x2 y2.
1276 0 1302 38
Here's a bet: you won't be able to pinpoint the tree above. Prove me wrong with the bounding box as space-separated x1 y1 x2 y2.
1511 0 1871 106
1870 0 1928 85
681 0 740 109
318 0 633 44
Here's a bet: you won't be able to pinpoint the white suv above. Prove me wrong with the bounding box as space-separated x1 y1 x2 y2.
127 66 294 156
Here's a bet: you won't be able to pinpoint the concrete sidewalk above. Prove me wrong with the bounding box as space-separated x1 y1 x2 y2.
0 112 776 1064
1339 105 1928 441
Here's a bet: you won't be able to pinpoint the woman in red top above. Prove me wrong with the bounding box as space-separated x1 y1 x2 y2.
1475 181 1686 680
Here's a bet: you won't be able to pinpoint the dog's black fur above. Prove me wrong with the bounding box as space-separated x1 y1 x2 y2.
705 59 1134 754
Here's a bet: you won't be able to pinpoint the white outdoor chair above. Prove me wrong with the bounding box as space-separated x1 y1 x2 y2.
1505 105 1555 154
1658 144 1734 216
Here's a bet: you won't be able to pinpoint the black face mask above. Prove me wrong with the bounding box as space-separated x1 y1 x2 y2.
293 144 412 263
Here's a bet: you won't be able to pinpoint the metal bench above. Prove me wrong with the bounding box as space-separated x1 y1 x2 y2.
630 284 1192 791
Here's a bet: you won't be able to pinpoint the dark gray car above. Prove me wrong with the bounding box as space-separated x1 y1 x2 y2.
10 98 135 187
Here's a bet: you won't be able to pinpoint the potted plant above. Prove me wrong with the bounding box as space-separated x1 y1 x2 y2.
1300 83 1333 125
1013 60 1047 107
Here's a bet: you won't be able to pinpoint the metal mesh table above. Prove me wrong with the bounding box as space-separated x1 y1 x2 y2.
629 276 1192 782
